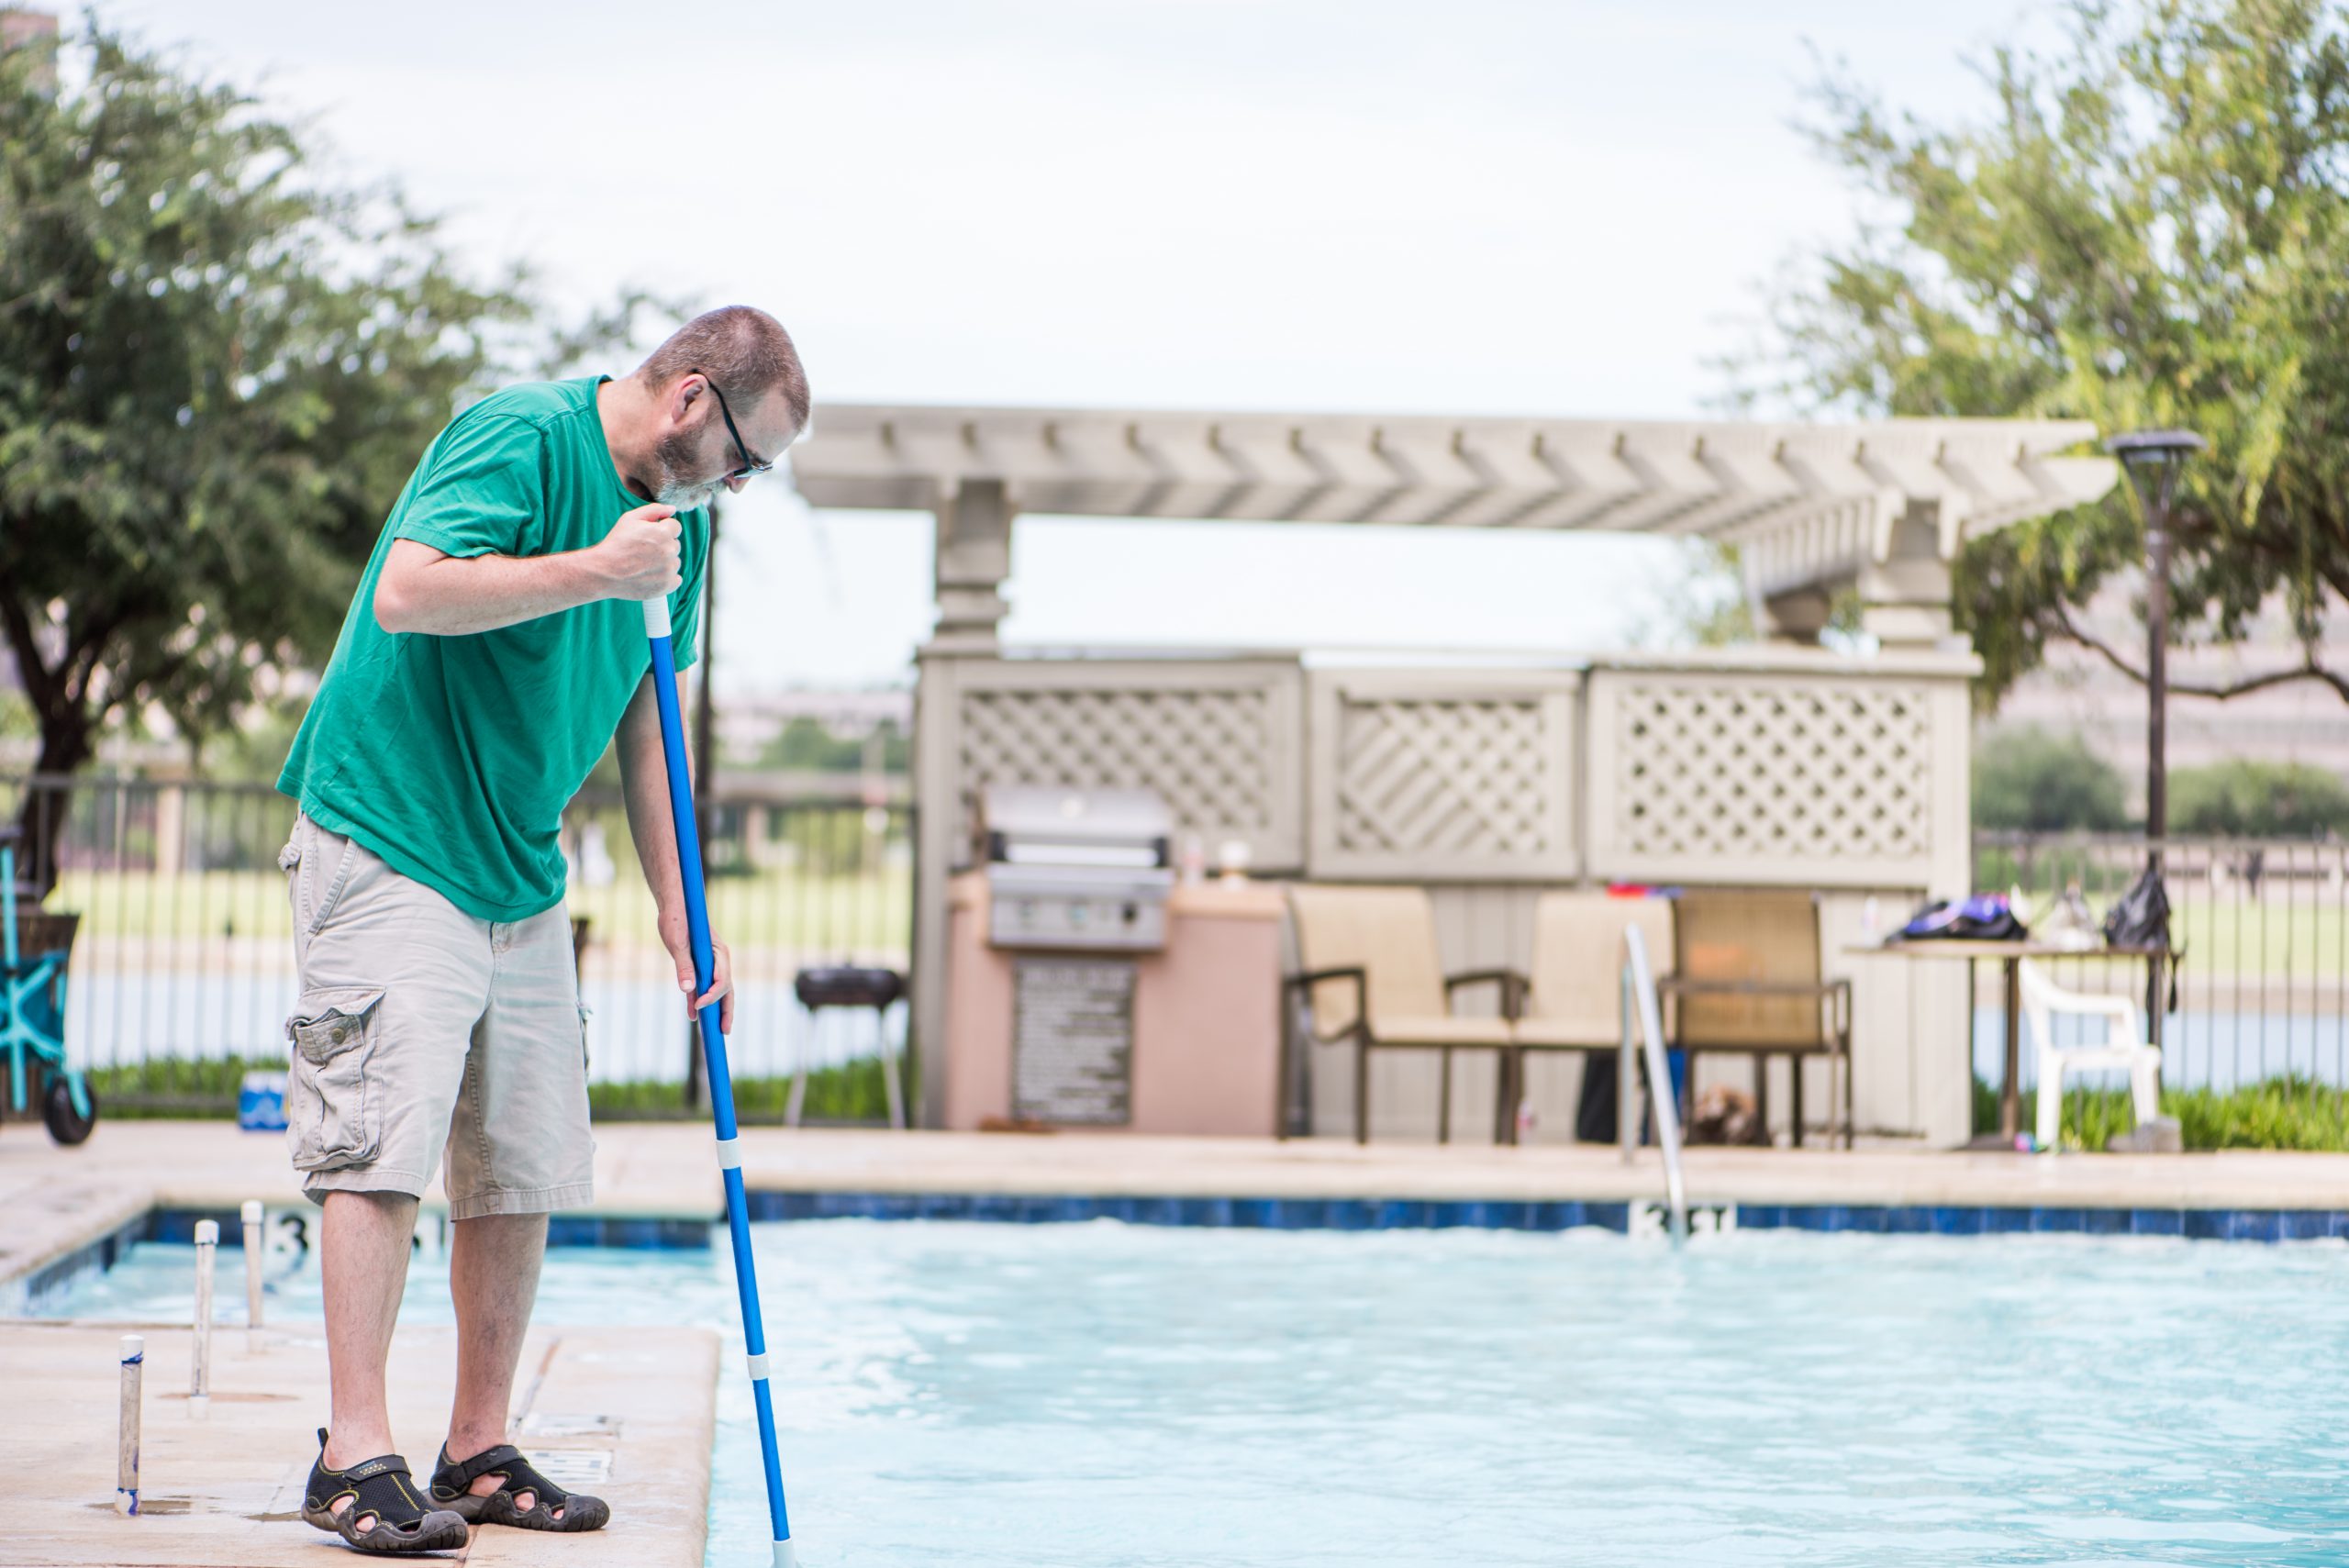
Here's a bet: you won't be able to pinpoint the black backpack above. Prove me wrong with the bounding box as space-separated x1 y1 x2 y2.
2102 865 2172 949
2102 865 2181 1011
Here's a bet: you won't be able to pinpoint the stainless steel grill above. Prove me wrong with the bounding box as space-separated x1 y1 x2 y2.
983 785 1174 951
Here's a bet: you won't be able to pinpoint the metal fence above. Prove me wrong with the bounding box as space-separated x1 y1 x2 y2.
13 774 2337 1125
1977 830 2349 1111
2 773 913 1114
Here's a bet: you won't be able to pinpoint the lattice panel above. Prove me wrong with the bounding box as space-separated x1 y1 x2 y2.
1609 681 1932 866
960 685 1279 846
1335 699 1551 855
1308 674 1578 879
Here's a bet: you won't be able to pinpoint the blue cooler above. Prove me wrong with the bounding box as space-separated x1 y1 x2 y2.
238 1070 288 1131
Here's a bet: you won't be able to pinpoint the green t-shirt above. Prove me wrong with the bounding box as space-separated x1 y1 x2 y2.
279 377 707 922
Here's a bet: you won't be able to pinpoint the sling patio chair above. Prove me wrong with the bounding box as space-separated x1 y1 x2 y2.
1506 890 1677 1145
1664 888 1853 1149
1282 884 1523 1145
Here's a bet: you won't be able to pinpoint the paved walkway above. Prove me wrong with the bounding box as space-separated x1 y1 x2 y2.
2 1320 715 1568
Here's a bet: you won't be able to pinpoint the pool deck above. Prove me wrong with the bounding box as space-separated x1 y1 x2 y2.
0 1319 716 1567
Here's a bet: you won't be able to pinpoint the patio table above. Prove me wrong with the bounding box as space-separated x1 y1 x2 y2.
1842 940 2167 1145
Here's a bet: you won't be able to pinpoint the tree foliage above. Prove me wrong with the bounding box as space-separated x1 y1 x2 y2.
755 717 911 775
1973 725 2133 832
2170 757 2349 835
0 20 673 888
1732 0 2349 707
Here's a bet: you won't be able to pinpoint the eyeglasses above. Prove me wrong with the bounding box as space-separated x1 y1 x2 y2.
692 368 774 481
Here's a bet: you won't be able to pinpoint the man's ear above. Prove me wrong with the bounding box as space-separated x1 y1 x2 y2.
665 372 705 428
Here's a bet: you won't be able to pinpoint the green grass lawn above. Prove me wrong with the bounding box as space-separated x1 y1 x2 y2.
83 1053 905 1125
2164 894 2349 984
47 863 914 951
1974 1073 2349 1151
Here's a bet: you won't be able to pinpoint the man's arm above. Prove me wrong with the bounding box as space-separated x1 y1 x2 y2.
617 670 735 1032
373 503 685 636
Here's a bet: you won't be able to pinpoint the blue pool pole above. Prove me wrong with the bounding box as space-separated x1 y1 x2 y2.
642 596 796 1567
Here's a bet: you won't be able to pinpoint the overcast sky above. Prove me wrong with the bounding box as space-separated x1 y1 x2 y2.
117 0 2052 692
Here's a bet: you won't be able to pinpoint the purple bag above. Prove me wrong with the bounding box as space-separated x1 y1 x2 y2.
1899 893 2026 941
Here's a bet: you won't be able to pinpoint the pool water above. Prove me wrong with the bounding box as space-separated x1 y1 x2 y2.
40 1221 2349 1566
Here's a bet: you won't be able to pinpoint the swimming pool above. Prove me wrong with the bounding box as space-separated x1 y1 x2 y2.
39 1220 2349 1565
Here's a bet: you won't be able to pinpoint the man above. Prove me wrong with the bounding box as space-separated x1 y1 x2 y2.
273 306 809 1551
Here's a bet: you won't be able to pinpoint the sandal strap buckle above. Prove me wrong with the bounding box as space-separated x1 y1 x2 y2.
343 1456 409 1484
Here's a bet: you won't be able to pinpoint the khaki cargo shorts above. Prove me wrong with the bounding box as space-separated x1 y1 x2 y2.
277 812 595 1218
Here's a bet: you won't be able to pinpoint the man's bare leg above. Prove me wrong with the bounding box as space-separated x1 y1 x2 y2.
319 1190 419 1530
443 1212 560 1517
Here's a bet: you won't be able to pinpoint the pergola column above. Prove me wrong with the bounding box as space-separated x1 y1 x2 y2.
907 479 1018 1125
1857 508 1958 652
930 478 1015 653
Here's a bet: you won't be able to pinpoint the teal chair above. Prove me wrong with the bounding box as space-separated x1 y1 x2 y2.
0 829 95 1143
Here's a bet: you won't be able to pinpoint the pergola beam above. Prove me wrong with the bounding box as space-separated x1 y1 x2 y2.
789 405 2120 650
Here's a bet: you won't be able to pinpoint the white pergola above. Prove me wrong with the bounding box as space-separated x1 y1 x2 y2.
787 404 2121 1140
789 406 2120 651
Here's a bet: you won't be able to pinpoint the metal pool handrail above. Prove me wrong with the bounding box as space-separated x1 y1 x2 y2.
1617 924 1689 1240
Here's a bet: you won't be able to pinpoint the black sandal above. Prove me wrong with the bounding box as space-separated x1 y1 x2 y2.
301 1429 470 1553
429 1441 611 1532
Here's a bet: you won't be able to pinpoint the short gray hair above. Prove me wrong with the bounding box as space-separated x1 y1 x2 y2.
637 306 810 439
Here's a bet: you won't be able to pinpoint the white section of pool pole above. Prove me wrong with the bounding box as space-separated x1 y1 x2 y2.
241 1200 265 1347
774 1540 796 1567
117 1334 143 1515
190 1219 217 1418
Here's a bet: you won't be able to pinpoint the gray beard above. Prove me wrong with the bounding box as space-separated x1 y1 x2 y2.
654 474 723 510
651 428 724 510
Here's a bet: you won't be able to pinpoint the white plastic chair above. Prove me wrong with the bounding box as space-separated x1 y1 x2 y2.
2017 960 2162 1151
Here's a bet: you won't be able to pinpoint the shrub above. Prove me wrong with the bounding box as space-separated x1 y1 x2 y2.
2169 759 2349 839
1974 727 2132 833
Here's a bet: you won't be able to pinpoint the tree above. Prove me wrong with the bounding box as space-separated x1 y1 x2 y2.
2170 758 2349 837
1730 0 2349 709
0 20 669 890
755 717 910 775
1974 726 2133 832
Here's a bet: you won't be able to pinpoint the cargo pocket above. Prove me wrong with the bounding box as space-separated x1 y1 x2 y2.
284 985 385 1172
576 1002 594 1075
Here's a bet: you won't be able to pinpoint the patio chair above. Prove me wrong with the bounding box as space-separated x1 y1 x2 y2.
1665 889 1852 1149
1283 884 1522 1144
1507 891 1676 1145
2017 959 2162 1152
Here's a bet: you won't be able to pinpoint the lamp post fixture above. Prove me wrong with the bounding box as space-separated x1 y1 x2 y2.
2104 429 2205 873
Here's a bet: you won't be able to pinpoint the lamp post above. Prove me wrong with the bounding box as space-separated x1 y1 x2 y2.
2104 428 2203 1065
2103 429 2205 872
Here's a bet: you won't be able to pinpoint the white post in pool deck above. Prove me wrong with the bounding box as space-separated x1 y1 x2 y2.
117 1333 143 1515
240 1200 264 1347
190 1219 217 1418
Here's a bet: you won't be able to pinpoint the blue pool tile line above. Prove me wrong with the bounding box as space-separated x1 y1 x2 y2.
742 1190 1639 1230
2 1207 714 1316
6 1209 152 1316
9 1207 263 1314
14 1194 2349 1315
542 1214 717 1251
1723 1204 2349 1241
750 1191 2349 1243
